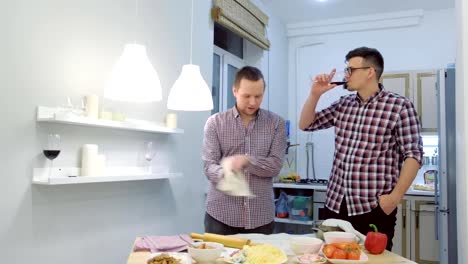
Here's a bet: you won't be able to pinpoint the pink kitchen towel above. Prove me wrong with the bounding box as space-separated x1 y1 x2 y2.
133 234 193 253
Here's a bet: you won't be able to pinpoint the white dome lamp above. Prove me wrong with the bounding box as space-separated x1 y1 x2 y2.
105 43 162 103
104 0 162 103
167 0 213 111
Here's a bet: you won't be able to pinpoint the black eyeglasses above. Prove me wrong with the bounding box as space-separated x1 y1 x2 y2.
344 66 371 75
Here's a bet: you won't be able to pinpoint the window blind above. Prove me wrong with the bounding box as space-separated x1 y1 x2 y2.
211 0 270 50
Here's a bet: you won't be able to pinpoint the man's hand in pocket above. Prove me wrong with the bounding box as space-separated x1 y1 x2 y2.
378 194 399 215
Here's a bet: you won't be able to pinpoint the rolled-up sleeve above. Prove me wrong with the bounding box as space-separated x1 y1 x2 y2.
248 117 287 178
202 116 223 183
395 100 423 165
304 100 340 131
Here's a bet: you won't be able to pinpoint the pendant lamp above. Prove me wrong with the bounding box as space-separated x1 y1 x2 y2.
104 0 162 103
167 0 213 111
105 43 162 102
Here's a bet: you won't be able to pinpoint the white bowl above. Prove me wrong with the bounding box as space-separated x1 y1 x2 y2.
188 241 224 262
323 232 356 244
289 236 323 255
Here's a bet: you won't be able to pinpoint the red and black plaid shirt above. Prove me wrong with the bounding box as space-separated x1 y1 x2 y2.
203 107 287 228
306 86 423 216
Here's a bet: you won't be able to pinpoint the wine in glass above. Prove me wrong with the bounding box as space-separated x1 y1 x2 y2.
330 70 348 86
144 141 156 173
43 134 61 178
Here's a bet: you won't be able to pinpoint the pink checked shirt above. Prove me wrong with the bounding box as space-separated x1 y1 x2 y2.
306 86 423 216
203 107 287 229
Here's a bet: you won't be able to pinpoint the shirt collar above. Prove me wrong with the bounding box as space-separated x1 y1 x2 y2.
354 83 385 104
231 105 262 119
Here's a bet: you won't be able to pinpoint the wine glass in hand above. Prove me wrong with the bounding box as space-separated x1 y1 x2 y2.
311 69 341 96
330 70 348 86
43 134 61 178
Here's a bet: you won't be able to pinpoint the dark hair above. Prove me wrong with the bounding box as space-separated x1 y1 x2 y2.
233 66 265 89
345 47 384 80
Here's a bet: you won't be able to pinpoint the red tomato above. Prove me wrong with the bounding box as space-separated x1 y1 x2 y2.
322 244 336 258
332 248 347 259
348 242 361 251
331 242 349 250
347 249 361 260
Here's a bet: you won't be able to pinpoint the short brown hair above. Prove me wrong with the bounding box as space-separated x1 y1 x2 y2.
233 66 265 89
345 47 384 80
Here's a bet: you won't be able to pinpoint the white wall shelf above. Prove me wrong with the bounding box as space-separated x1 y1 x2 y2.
36 106 184 134
32 167 182 185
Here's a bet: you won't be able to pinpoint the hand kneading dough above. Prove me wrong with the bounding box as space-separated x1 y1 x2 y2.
217 159 255 197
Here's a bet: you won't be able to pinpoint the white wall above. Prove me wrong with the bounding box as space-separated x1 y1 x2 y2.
0 0 213 263
287 9 456 181
246 0 289 119
267 13 289 119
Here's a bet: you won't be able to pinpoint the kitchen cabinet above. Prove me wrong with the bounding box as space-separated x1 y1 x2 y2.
380 70 438 133
410 198 440 264
393 195 439 263
392 199 410 258
380 72 411 99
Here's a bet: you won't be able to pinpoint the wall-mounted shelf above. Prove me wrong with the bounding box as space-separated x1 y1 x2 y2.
32 167 182 185
36 106 184 134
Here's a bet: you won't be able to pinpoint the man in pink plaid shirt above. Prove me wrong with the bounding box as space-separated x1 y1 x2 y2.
299 47 423 251
202 66 287 235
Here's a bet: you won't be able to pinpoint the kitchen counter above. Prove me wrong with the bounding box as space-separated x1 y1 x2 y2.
273 183 435 196
127 233 417 264
405 188 435 196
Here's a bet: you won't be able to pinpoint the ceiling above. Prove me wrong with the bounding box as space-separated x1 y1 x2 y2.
261 0 455 24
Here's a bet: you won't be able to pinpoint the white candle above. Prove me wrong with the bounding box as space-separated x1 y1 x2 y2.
81 144 98 176
85 94 99 119
96 154 106 176
166 113 177 128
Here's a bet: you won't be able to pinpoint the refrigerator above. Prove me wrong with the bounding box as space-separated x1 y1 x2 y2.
436 66 457 264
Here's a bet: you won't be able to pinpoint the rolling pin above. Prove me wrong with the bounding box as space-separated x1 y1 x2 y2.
190 233 251 249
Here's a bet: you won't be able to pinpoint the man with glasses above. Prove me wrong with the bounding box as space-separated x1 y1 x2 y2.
299 47 423 251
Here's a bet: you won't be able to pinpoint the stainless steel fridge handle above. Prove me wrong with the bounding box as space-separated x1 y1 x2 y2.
434 170 439 205
434 169 440 242
435 205 439 241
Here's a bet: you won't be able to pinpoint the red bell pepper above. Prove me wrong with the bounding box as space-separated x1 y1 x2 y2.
364 224 387 254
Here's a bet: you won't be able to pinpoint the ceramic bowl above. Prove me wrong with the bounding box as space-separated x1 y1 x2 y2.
188 241 224 262
289 236 324 255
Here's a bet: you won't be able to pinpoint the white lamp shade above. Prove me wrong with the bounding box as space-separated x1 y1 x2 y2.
104 44 162 102
167 64 214 111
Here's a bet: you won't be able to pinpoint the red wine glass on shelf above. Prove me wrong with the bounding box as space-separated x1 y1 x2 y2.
43 134 61 178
